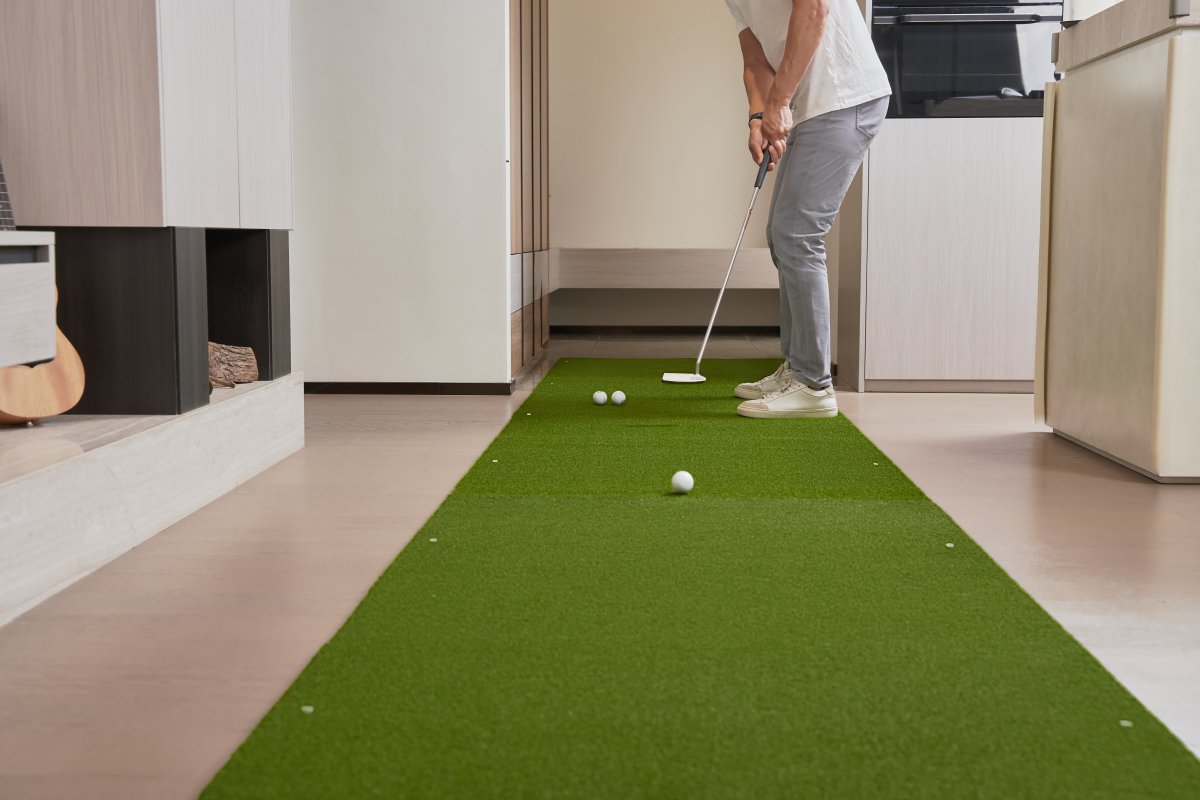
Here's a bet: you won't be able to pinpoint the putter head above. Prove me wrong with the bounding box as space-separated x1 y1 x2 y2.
662 372 707 384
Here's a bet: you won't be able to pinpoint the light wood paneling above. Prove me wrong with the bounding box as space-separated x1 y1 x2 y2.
0 0 164 227
158 0 241 228
509 0 550 379
510 300 544 375
521 0 534 256
1152 31 1200 477
1044 36 1168 472
522 301 536 365
1034 82 1058 424
532 0 541 260
510 0 523 254
510 0 549 257
558 247 778 290
865 118 1042 382
1057 0 1199 71
541 0 550 252
234 0 293 230
510 307 523 373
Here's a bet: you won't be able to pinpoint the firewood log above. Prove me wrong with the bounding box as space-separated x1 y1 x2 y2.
208 342 259 389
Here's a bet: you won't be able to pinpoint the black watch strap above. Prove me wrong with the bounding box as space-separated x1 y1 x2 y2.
748 112 764 126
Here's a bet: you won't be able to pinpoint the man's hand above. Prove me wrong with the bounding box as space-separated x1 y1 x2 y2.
748 120 776 171
761 101 792 165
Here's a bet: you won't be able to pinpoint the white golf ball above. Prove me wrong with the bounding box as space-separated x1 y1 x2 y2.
611 390 626 406
593 390 608 405
671 470 694 494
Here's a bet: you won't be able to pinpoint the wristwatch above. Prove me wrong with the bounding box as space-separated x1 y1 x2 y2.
748 112 764 126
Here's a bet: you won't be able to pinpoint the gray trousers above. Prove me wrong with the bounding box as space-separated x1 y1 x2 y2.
767 96 888 389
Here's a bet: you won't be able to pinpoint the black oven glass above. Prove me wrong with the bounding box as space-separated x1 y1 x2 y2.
872 2 1063 118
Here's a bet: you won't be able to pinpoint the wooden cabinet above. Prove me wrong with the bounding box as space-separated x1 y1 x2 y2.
510 0 550 376
1036 0 1200 481
858 118 1042 389
0 0 292 230
234 0 294 231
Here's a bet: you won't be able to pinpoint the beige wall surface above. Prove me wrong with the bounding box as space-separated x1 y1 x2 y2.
548 0 773 250
289 0 511 384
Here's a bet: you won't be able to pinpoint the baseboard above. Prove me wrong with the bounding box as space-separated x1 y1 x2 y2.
1054 430 1200 484
865 379 1034 393
305 382 514 396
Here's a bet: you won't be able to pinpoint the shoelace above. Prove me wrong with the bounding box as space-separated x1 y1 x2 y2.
762 380 836 402
762 379 802 401
755 362 789 387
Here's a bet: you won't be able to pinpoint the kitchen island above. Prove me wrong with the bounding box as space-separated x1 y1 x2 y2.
1037 0 1200 481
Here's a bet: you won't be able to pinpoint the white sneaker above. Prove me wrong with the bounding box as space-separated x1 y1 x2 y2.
735 362 793 400
737 378 838 419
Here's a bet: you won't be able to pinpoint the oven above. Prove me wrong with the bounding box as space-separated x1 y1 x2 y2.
872 1 1063 117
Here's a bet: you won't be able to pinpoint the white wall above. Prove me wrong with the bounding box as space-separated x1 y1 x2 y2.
290 0 511 383
549 0 773 250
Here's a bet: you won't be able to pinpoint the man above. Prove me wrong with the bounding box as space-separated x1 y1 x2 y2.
725 0 890 419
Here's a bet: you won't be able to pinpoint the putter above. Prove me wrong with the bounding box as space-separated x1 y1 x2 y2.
663 148 773 384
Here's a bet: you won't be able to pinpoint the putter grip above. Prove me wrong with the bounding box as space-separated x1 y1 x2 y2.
755 148 773 189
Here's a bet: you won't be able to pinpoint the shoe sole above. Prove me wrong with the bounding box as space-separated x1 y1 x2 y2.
737 406 839 419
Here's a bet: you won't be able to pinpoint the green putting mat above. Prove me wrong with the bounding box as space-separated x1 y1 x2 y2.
202 359 1200 799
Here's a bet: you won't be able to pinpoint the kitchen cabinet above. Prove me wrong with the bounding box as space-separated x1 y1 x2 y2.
856 117 1043 390
1036 0 1200 481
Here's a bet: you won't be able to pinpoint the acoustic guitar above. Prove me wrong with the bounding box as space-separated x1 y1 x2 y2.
0 160 86 424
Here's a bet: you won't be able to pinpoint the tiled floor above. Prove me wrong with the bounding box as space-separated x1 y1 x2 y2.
0 332 1197 799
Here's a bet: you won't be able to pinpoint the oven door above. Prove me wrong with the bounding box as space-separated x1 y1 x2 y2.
872 3 1062 118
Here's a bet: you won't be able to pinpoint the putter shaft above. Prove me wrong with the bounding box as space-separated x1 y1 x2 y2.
694 184 763 375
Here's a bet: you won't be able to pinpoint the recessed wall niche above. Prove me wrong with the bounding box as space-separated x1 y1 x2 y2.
34 227 289 416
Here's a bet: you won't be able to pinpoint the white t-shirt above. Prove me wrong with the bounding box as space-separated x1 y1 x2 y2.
724 0 891 124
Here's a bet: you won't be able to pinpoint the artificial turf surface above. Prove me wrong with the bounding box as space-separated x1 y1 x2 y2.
202 359 1200 799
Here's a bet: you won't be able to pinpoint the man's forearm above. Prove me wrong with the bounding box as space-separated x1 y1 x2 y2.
767 0 828 109
744 62 775 116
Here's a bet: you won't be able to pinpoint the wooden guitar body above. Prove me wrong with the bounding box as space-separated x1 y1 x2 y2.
0 296 86 424
0 164 86 424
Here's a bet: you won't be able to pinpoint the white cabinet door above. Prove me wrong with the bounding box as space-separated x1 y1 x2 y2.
865 118 1042 381
234 0 293 230
158 0 241 228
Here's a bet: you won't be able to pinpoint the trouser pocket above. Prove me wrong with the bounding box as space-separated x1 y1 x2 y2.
855 97 887 139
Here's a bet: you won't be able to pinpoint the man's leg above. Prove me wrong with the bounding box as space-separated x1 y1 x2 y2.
768 98 886 389
765 144 796 366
